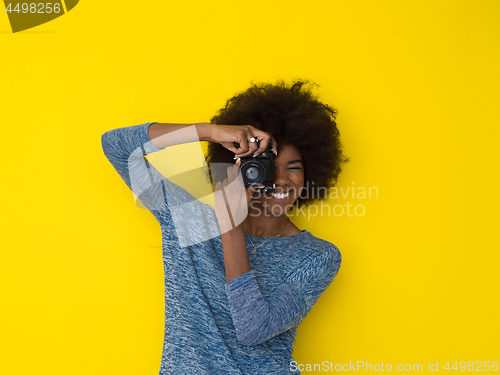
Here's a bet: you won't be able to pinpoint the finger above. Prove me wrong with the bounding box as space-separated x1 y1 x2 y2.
219 180 229 205
236 162 245 187
233 148 254 159
227 161 239 183
229 164 245 193
245 126 272 156
247 183 265 196
251 131 277 157
271 136 278 156
253 134 270 156
234 133 250 155
235 132 261 158
263 134 278 156
234 158 242 173
223 143 235 153
223 143 245 155
234 145 259 159
247 136 260 156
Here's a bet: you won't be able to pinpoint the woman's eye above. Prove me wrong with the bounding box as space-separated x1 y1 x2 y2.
288 168 302 170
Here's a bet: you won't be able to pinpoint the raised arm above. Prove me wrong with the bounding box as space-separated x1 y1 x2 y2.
148 122 277 157
101 122 217 229
101 121 276 245
147 122 213 149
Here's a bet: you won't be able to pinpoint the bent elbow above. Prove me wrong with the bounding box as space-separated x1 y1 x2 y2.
101 131 113 157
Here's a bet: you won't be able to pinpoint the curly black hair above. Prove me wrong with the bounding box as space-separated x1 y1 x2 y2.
205 78 349 209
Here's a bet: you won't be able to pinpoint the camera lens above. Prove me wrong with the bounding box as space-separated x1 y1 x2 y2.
241 161 266 186
245 166 260 182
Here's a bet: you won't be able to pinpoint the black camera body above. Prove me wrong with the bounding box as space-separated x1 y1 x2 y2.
234 141 276 193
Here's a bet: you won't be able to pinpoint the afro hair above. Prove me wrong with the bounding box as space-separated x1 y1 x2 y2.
205 78 349 209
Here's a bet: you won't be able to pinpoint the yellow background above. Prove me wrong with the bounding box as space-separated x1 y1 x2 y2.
1 1 499 374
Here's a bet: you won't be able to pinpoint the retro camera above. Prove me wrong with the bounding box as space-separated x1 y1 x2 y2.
234 140 276 193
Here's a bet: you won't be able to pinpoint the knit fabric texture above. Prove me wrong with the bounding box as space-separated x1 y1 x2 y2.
101 122 342 374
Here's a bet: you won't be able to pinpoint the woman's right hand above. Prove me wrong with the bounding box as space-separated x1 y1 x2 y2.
214 158 265 234
208 124 278 158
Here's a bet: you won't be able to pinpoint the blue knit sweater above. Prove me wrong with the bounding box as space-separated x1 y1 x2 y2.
101 122 342 374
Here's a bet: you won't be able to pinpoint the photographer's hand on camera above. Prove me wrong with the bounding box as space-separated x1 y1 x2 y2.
208 124 277 158
208 123 275 232
214 158 264 233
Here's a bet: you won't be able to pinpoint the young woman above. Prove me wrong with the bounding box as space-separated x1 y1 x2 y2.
101 79 348 374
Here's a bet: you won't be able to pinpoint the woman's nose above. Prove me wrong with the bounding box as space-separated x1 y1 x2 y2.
272 167 290 186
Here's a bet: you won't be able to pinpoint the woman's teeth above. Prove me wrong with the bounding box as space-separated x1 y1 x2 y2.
270 191 289 199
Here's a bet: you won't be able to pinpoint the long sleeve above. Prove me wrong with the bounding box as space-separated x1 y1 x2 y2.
101 122 222 246
224 245 341 346
101 122 168 216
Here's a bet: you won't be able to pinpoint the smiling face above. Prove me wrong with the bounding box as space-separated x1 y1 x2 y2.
249 144 305 217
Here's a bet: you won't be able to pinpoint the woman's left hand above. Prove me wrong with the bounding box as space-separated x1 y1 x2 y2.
214 159 264 233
